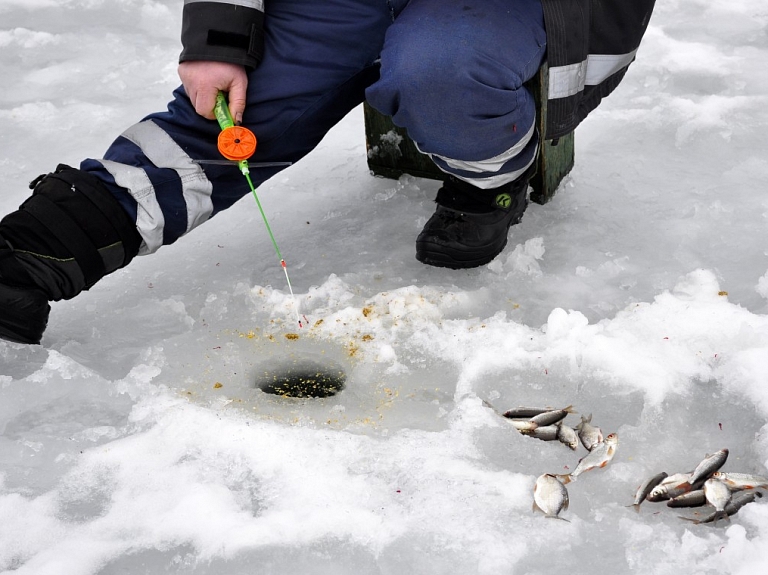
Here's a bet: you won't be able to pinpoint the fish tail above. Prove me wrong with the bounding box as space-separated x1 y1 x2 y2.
481 399 503 416
577 413 592 428
632 503 641 514
678 516 701 524
557 474 572 485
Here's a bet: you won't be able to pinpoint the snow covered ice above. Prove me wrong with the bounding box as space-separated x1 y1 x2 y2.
2 1 768 573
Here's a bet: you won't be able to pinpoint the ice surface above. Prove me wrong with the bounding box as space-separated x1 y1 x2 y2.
2 1 768 574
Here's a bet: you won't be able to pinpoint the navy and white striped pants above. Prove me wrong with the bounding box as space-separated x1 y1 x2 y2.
81 0 546 255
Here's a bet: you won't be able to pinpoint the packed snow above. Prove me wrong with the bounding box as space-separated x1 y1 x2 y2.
2 1 768 573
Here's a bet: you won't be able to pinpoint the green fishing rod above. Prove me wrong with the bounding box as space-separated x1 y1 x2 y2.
213 91 304 328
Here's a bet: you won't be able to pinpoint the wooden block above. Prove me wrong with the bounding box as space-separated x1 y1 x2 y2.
364 62 574 205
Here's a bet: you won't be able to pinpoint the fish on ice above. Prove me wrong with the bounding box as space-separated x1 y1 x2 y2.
688 449 729 485
556 422 580 451
559 433 618 484
703 478 732 523
629 471 668 512
533 473 570 521
575 414 603 451
647 473 701 502
666 490 707 508
503 406 554 419
711 472 768 491
529 406 575 427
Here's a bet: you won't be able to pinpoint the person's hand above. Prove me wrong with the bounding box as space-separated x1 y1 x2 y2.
178 61 248 123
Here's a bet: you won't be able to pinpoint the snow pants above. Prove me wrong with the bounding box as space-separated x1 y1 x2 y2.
81 0 546 255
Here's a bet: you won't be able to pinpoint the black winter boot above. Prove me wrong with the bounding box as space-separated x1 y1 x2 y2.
0 165 142 344
0 236 50 345
416 167 533 269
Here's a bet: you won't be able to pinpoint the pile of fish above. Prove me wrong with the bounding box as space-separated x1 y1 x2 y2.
485 401 767 525
484 402 619 521
630 448 767 524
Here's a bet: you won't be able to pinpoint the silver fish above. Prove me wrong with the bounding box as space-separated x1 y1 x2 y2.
629 471 668 512
703 478 732 523
530 406 575 427
711 472 768 491
647 473 700 502
679 491 762 525
559 433 618 484
667 490 707 508
689 449 729 485
508 419 539 433
527 424 560 442
503 406 553 419
660 472 694 487
533 473 570 521
482 399 539 432
650 483 699 502
575 414 603 451
526 423 580 451
556 422 580 451
506 405 575 434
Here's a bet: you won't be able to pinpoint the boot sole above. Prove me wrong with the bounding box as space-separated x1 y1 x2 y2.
0 282 50 345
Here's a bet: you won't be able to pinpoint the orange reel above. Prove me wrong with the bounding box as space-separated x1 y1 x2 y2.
217 125 258 161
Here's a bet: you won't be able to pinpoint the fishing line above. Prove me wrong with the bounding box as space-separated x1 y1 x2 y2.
213 91 305 328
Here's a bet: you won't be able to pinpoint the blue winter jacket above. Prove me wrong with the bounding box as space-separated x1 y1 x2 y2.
179 0 656 140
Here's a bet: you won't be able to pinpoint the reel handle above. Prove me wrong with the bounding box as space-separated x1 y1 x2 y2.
213 91 257 162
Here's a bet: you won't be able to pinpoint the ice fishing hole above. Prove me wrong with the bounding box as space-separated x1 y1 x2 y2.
256 357 347 398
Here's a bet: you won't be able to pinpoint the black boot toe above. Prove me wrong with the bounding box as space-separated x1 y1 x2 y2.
0 281 50 345
416 206 520 269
